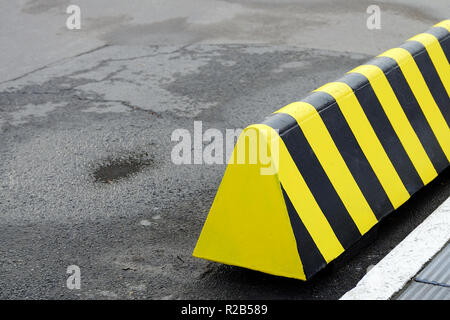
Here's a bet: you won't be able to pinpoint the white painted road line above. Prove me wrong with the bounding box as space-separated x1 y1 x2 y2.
340 196 450 300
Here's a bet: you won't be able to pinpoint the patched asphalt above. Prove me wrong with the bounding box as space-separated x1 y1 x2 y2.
2 0 450 300
0 43 449 299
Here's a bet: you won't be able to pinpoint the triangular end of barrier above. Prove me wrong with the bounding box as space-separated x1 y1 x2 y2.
193 127 306 280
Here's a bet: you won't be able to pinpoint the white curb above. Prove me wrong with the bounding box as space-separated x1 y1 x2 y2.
340 196 450 300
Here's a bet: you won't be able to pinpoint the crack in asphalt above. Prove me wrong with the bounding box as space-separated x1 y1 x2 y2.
0 44 111 86
0 45 198 117
2 43 447 299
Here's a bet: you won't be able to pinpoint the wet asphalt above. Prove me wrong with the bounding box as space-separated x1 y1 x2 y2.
0 1 449 299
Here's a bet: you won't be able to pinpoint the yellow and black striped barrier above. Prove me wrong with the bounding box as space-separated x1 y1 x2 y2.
193 20 450 280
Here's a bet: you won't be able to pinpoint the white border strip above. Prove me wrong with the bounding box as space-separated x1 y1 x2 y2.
340 196 450 300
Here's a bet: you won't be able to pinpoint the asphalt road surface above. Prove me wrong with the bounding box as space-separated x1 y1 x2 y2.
0 1 449 299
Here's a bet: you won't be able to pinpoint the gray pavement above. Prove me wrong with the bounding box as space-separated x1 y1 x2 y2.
0 1 449 299
2 0 450 84
397 242 450 300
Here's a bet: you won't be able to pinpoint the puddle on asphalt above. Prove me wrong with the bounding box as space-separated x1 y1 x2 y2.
93 152 154 183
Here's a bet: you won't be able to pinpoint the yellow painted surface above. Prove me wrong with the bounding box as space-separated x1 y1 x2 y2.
315 82 410 208
434 19 450 32
408 33 450 95
380 48 450 161
276 102 377 234
349 65 437 185
193 125 306 280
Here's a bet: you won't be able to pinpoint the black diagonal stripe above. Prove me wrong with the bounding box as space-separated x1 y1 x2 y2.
425 26 450 62
368 56 449 174
280 185 326 280
401 41 450 127
304 92 394 220
339 73 424 195
426 26 450 39
264 112 361 249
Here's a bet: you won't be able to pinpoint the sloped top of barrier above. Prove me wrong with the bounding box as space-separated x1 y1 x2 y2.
194 20 450 280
